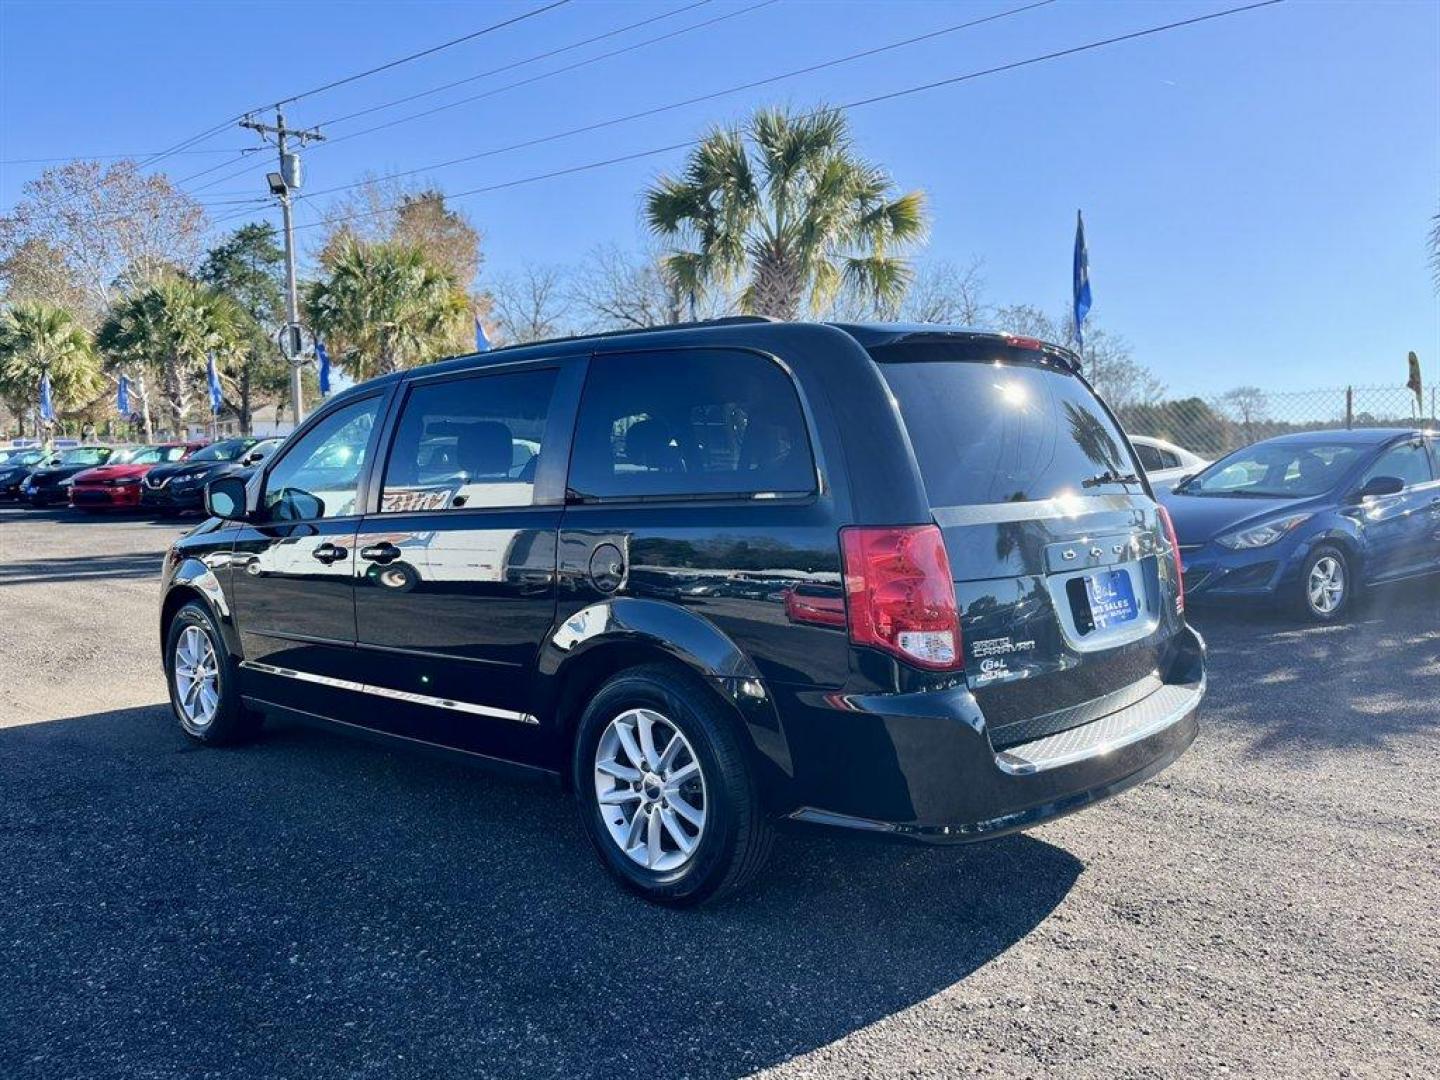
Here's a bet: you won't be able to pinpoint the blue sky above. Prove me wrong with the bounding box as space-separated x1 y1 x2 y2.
2 0 1437 396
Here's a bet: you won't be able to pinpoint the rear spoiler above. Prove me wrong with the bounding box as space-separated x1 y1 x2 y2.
866 329 1084 374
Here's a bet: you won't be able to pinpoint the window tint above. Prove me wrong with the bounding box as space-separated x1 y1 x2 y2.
1159 449 1181 469
380 369 557 513
570 350 815 500
1133 443 1165 472
874 342 1135 506
1183 442 1363 498
263 396 380 520
1361 442 1432 490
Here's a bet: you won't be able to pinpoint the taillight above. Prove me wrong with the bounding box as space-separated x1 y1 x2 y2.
1156 505 1184 613
840 525 962 671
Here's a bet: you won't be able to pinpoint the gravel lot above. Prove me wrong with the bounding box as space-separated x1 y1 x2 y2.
2 507 1436 1079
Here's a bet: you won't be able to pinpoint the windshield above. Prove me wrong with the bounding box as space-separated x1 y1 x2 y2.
190 438 254 463
1180 441 1363 498
874 340 1138 506
126 445 187 465
58 447 112 467
5 450 46 467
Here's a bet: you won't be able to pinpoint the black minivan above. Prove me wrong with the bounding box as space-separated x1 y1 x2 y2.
162 319 1204 905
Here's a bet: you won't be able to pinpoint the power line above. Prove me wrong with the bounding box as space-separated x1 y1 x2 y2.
271 0 574 110
0 149 253 165
297 0 1055 201
313 0 716 129
312 0 777 149
168 0 723 204
13 0 580 207
256 0 1284 237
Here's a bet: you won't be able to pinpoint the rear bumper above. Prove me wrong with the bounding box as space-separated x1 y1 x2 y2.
777 626 1205 843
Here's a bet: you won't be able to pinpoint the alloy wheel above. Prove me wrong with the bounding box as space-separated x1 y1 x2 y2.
1307 555 1345 614
593 708 707 872
173 624 220 729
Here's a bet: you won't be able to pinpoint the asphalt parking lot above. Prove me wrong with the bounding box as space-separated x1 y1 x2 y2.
1 507 1436 1079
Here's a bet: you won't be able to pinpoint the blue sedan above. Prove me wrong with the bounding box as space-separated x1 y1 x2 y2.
1159 428 1440 620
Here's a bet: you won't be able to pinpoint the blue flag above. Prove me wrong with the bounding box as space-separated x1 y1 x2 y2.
475 314 490 353
207 352 223 414
39 371 56 423
1073 209 1092 352
316 341 332 396
117 374 130 416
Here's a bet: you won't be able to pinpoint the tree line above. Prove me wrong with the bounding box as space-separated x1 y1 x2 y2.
0 105 1206 442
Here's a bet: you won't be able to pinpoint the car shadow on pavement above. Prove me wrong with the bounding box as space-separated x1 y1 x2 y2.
1 704 1081 1080
1188 577 1440 754
0 551 168 586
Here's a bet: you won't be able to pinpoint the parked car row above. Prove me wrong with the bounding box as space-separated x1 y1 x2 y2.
1159 428 1440 621
0 437 283 514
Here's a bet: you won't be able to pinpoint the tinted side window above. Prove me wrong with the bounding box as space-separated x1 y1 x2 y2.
379 369 557 512
1133 443 1164 472
1362 442 1433 489
263 396 380 521
570 349 815 500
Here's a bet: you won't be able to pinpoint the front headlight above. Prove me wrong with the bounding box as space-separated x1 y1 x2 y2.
1216 513 1314 550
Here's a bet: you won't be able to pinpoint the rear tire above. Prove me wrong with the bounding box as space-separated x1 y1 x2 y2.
164 601 263 744
572 663 773 907
1294 544 1353 622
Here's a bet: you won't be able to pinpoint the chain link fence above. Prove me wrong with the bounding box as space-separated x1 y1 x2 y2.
1114 385 1437 459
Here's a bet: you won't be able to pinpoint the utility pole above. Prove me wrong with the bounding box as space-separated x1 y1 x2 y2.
239 109 324 426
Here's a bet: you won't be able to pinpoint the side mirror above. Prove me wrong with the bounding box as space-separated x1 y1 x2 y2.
239 449 264 466
1357 475 1404 500
205 475 250 521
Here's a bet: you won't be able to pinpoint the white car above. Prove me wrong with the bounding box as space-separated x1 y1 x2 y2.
1129 434 1209 489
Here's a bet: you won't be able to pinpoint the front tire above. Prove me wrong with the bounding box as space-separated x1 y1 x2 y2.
1295 544 1353 622
573 664 773 907
164 601 262 744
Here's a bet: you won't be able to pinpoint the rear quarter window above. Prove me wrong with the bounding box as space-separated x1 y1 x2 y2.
570 348 816 500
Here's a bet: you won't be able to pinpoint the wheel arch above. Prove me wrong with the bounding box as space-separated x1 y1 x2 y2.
536 599 792 794
161 558 243 661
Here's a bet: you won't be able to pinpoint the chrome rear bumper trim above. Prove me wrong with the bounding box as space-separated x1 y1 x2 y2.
996 677 1203 775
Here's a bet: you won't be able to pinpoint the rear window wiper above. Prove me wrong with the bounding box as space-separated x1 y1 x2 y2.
1080 469 1143 489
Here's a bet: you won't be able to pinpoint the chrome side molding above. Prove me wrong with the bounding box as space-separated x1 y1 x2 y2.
238 660 540 725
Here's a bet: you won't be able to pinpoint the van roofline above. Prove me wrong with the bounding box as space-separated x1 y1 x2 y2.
319 318 1083 404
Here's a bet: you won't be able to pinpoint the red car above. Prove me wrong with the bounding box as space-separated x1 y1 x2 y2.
68 443 206 511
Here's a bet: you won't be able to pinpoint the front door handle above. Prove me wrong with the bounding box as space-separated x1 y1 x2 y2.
360 542 402 564
312 542 348 565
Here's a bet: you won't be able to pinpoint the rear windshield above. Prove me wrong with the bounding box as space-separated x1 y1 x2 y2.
874 341 1137 507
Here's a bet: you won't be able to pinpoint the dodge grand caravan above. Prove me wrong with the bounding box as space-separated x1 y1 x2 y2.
161 319 1204 905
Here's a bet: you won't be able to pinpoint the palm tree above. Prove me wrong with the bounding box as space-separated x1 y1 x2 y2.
0 301 103 436
97 276 245 433
644 107 927 320
305 238 469 380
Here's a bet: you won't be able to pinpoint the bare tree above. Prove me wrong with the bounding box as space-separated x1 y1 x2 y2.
0 160 208 326
991 303 1165 409
569 244 736 331
1217 385 1269 442
899 257 987 324
487 265 574 345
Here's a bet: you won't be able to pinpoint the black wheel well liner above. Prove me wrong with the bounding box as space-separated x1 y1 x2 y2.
160 584 206 649
548 642 731 790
